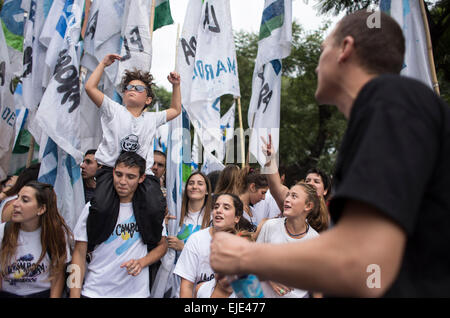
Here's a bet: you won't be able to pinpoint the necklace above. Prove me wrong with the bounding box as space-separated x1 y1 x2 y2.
284 219 309 237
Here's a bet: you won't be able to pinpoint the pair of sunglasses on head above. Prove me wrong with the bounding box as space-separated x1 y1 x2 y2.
124 84 147 93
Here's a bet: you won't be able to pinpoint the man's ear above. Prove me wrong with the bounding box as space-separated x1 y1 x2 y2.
338 36 355 63
138 174 146 184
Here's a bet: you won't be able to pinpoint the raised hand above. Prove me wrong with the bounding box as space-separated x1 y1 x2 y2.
167 71 181 86
102 54 121 67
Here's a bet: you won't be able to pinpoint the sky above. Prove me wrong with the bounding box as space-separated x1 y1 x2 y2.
151 0 341 90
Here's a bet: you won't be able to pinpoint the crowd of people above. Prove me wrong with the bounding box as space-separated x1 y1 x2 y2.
0 10 449 298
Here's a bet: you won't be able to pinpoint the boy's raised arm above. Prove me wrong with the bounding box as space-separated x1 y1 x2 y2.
85 54 121 108
165 72 182 122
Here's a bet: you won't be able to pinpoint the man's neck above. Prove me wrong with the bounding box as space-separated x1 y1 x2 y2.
336 70 377 119
84 177 96 189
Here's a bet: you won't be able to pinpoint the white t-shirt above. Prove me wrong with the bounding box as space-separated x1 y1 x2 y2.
74 202 150 298
256 217 319 298
95 95 167 175
243 190 281 227
0 223 70 296
173 228 214 296
196 278 237 298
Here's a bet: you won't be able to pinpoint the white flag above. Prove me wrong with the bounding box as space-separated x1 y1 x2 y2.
22 0 49 112
220 101 235 162
178 0 240 161
34 0 84 162
114 0 152 90
0 21 16 181
248 0 292 167
32 0 85 229
151 108 190 298
380 0 434 89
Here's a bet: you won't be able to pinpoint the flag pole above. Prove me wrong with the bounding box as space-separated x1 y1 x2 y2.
150 0 156 38
419 0 440 95
26 136 35 168
245 112 256 166
80 0 92 39
174 23 180 71
237 97 246 168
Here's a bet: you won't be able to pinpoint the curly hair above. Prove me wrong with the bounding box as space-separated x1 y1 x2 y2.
120 68 156 109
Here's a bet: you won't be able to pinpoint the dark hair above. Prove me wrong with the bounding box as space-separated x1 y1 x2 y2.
115 152 146 176
4 163 40 197
153 150 166 159
120 68 155 110
206 170 221 194
238 166 268 194
333 10 405 75
85 149 97 156
213 193 255 232
179 171 213 229
215 164 241 195
306 168 332 201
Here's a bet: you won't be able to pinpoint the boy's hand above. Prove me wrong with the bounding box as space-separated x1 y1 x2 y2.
167 72 181 86
102 54 121 67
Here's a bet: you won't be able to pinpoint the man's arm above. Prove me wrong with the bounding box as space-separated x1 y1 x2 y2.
165 72 181 122
69 241 87 298
211 200 406 297
85 54 121 107
120 237 168 276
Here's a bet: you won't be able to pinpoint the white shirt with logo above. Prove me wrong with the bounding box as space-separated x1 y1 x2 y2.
173 228 214 295
256 217 319 298
74 202 150 298
95 95 167 175
0 223 70 296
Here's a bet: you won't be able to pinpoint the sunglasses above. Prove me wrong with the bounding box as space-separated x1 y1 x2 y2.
125 84 147 93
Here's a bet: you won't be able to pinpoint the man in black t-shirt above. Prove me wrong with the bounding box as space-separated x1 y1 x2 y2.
209 10 450 297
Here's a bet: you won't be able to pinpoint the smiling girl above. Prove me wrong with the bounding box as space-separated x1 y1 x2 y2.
0 182 72 298
174 193 253 298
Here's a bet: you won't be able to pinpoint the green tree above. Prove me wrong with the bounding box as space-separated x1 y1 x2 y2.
233 22 347 185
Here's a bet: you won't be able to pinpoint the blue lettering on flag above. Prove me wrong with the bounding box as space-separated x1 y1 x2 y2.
212 98 220 112
227 57 236 75
216 60 227 77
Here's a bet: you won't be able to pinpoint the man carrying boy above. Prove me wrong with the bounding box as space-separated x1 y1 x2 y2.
83 54 180 280
70 152 168 297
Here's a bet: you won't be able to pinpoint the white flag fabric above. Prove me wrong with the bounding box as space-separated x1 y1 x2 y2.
248 0 292 167
38 136 84 230
0 22 16 181
114 0 152 89
219 102 235 162
178 0 240 161
151 108 190 298
32 0 85 230
34 0 84 163
380 0 434 89
201 151 225 175
22 0 48 112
